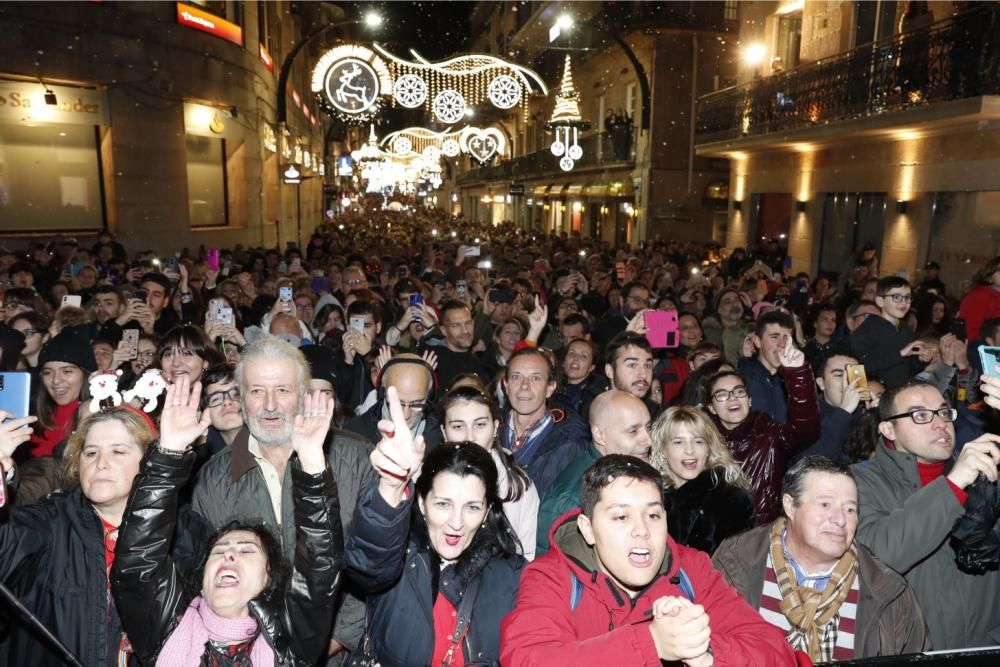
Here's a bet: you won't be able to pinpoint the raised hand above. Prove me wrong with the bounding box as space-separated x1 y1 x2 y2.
947 434 1000 488
375 345 393 375
370 386 426 507
0 411 37 470
779 340 805 368
626 308 652 335
159 376 211 452
526 295 548 343
421 349 439 371
291 389 334 475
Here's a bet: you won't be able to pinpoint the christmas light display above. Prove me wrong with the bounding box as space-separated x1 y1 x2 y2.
545 55 590 171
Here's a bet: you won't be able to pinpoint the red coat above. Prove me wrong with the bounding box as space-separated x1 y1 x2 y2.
500 510 797 667
959 284 1000 341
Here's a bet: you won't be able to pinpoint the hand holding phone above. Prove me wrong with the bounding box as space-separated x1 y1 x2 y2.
350 315 366 335
644 310 679 349
845 363 870 401
61 295 82 310
120 329 140 361
206 249 220 272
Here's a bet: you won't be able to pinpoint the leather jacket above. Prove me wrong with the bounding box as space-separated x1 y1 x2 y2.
112 446 343 666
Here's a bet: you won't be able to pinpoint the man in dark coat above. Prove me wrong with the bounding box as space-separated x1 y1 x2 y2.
500 348 589 496
714 456 929 662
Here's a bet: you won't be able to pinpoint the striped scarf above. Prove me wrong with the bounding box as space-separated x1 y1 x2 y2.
768 519 858 662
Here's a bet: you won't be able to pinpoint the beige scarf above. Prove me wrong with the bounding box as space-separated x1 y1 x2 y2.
768 518 858 661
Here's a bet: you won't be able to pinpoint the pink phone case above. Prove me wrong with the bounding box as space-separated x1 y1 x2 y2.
644 310 680 349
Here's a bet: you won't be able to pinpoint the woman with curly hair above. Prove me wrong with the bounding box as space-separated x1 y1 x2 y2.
650 405 755 554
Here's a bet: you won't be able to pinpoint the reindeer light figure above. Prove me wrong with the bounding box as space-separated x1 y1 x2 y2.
335 63 371 107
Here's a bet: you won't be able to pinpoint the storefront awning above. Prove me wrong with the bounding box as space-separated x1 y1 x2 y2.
586 184 608 197
566 184 584 195
532 184 550 196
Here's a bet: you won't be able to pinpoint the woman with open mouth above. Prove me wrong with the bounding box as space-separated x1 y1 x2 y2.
111 376 342 666
650 405 755 555
345 387 526 667
156 324 226 387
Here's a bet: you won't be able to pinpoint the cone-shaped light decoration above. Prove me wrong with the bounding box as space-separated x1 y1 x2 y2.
546 56 590 171
549 55 584 125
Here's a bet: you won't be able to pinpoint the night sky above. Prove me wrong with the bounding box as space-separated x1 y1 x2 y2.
348 1 477 60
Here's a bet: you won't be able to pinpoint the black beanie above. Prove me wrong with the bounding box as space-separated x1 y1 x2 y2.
300 344 337 386
38 328 97 374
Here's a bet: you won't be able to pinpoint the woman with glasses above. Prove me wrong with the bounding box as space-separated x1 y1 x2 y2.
650 405 754 555
703 340 820 524
9 312 49 371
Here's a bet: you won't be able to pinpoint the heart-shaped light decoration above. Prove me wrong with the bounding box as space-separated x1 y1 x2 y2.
460 127 506 164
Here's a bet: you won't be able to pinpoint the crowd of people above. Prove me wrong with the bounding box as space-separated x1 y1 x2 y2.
1 202 1000 665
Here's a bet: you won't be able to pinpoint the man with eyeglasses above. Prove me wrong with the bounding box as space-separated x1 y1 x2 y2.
199 363 245 458
853 380 1000 650
849 277 923 388
343 353 442 450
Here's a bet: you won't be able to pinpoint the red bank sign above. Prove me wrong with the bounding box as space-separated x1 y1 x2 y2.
176 3 243 46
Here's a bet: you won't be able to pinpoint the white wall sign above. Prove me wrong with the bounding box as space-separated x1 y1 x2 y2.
0 81 110 126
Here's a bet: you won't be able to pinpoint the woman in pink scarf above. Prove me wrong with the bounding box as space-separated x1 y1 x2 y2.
111 376 343 666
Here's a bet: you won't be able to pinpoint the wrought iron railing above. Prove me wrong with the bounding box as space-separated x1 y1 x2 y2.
695 4 1000 144
456 130 634 185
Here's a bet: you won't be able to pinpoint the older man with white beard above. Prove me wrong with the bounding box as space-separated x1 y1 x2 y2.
192 336 376 664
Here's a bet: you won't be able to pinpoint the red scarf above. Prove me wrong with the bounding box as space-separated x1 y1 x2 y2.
30 401 79 457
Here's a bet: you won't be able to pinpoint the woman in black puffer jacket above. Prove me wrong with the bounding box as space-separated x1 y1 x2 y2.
111 379 342 666
651 405 755 555
345 389 525 667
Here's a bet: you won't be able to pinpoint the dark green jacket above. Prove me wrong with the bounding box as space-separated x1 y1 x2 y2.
535 443 601 556
192 427 375 658
853 440 1000 650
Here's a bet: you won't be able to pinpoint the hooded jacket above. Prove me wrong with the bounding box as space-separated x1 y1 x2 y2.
112 446 343 666
500 510 796 666
713 364 820 524
712 523 930 658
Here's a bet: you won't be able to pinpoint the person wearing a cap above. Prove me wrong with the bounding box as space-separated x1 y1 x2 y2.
917 261 946 295
30 328 97 458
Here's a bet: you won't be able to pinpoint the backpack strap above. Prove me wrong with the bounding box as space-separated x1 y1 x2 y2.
675 567 696 602
569 571 585 612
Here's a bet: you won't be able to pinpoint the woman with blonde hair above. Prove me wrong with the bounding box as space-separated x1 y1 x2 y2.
650 405 755 554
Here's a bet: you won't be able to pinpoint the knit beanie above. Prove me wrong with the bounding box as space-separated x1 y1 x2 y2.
38 327 97 374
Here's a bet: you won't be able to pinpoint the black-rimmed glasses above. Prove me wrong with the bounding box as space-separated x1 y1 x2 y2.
884 407 957 424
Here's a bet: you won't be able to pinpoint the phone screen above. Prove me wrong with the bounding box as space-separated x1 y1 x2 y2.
845 364 870 401
979 346 1000 379
350 315 365 334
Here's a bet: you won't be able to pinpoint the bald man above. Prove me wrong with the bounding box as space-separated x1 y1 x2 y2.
343 353 442 448
534 390 652 555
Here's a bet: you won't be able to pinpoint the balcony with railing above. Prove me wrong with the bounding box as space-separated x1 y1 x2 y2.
695 4 999 146
456 131 634 186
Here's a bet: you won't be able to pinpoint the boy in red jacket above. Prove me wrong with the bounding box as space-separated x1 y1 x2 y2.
501 455 796 666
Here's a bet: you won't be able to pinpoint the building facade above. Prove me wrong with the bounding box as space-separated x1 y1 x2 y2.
0 1 343 252
695 0 1000 289
455 1 738 246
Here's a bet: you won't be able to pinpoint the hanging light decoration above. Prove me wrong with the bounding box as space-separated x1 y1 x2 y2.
545 55 590 172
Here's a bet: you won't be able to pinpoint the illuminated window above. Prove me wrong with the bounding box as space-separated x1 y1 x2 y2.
0 123 104 232
185 135 228 227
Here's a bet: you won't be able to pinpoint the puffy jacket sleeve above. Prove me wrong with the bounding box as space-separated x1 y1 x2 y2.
500 558 664 667
111 445 193 667
775 364 820 453
280 460 344 665
344 481 414 592
678 547 797 665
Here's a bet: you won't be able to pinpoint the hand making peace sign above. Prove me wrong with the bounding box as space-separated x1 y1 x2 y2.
370 386 426 507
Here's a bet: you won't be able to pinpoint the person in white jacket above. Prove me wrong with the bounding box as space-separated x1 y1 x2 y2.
439 384 540 560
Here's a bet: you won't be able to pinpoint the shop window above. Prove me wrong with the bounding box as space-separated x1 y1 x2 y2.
0 123 104 232
185 135 228 227
723 0 739 22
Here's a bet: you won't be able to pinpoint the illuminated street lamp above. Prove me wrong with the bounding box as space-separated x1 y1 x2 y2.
742 43 767 67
